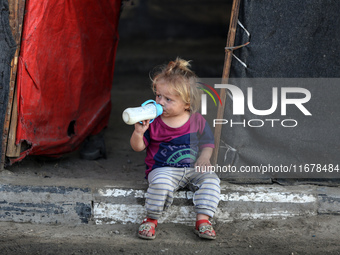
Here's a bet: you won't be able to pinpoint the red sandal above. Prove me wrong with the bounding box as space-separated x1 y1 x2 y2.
138 218 158 240
194 219 216 240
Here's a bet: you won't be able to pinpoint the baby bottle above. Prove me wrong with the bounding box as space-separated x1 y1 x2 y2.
122 100 163 125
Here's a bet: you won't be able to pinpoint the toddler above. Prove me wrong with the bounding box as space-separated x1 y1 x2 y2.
130 57 220 240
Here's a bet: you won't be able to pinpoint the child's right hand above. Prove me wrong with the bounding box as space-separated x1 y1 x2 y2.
130 120 150 152
134 120 150 135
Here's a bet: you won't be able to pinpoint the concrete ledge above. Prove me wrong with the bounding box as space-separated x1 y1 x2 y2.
317 186 340 214
0 184 92 224
0 174 339 225
93 183 319 225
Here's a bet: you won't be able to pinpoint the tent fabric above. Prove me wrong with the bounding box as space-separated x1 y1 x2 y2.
13 0 121 162
230 0 340 78
0 0 16 159
218 0 340 181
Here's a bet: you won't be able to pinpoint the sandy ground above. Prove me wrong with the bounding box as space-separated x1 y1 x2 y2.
0 215 340 255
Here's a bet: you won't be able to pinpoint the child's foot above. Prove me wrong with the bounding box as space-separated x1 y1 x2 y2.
195 219 216 240
138 218 158 240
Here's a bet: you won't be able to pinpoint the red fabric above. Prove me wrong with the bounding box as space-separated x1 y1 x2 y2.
13 0 121 162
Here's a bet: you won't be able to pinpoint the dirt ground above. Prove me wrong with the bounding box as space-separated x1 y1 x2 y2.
0 215 340 255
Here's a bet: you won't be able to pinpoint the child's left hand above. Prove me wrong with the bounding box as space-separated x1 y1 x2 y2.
195 156 212 170
194 147 213 173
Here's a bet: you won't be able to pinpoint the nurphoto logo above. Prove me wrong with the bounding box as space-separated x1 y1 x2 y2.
200 83 312 128
197 82 222 115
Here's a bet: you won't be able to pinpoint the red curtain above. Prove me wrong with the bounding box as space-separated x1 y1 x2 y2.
13 0 121 162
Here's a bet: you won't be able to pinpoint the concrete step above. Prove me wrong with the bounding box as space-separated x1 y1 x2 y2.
1 171 339 225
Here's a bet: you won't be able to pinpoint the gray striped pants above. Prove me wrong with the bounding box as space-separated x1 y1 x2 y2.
145 167 221 219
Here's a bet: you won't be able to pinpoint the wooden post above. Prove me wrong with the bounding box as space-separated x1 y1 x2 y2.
6 87 21 157
1 0 26 169
211 0 241 166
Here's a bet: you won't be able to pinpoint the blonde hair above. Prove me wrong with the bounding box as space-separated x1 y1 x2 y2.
151 57 201 113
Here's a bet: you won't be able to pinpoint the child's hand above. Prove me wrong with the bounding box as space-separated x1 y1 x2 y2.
130 120 150 152
134 120 150 135
195 156 212 172
194 147 213 173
